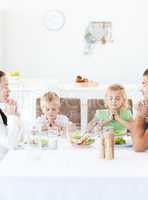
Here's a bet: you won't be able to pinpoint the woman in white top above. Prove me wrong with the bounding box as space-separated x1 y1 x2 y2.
0 70 21 148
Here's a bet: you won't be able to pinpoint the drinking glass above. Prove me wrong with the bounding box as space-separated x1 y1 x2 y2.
48 127 58 150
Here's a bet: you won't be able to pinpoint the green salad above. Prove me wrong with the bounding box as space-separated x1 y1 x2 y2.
70 131 95 145
115 137 126 145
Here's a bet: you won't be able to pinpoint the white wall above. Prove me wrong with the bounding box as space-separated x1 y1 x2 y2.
1 0 148 84
0 10 4 67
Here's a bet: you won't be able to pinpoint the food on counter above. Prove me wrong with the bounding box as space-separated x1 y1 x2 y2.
115 137 126 145
70 131 95 146
75 75 98 87
75 75 88 83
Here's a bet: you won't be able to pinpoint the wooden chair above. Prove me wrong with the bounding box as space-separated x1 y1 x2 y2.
87 99 133 123
36 97 81 125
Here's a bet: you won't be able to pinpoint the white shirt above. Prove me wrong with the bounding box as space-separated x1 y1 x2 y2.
36 114 69 128
0 111 21 149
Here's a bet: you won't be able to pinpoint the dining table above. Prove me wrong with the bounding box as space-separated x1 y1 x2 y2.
0 138 148 200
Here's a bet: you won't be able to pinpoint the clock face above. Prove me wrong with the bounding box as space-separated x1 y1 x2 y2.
44 10 65 31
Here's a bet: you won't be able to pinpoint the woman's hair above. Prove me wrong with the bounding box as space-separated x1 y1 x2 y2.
40 91 60 109
143 69 148 76
0 70 7 125
105 84 128 108
0 70 6 82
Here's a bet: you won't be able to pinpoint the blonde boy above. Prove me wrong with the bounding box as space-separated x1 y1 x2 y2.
37 92 73 135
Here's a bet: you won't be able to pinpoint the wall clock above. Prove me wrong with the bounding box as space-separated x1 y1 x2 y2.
44 10 65 31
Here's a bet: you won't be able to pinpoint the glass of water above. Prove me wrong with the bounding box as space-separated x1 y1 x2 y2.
48 127 58 149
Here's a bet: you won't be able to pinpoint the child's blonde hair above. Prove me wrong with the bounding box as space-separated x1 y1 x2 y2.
40 91 60 109
105 84 128 108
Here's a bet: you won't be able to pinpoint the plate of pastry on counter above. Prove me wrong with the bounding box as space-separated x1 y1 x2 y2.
75 75 98 87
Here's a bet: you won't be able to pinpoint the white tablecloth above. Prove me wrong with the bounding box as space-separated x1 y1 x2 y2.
0 139 148 200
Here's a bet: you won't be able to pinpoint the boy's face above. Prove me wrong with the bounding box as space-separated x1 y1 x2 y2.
41 103 59 121
0 76 10 103
141 75 148 99
106 90 125 111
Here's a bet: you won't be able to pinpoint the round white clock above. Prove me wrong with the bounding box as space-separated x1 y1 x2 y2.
44 10 65 31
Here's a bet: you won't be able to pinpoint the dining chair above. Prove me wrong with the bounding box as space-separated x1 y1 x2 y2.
36 97 81 125
87 98 133 123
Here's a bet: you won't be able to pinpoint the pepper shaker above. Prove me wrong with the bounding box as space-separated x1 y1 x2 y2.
104 129 114 160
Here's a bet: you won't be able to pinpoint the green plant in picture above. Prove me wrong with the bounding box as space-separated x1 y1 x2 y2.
84 32 96 44
84 23 98 54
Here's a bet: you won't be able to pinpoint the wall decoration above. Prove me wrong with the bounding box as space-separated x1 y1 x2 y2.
84 21 113 54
